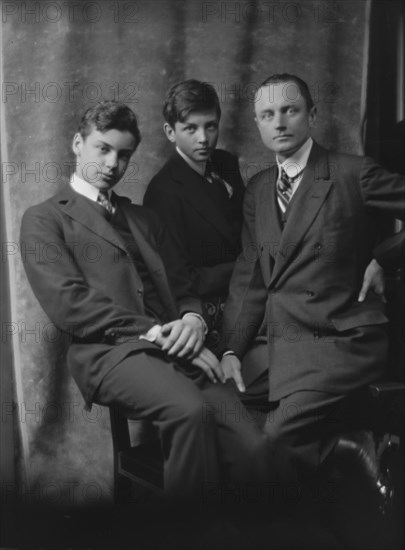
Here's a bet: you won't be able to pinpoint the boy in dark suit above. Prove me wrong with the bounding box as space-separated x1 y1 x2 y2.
220 73 405 480
143 80 245 351
20 100 272 505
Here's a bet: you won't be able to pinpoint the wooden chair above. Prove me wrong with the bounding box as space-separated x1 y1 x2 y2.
109 407 163 504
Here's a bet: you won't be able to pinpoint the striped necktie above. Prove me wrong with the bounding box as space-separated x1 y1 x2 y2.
97 190 114 217
277 168 302 212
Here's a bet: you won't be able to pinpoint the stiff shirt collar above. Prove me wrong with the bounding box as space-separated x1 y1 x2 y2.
277 137 313 180
70 173 112 202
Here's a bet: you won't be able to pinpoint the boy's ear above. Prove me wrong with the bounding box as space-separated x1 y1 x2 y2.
163 123 176 144
72 133 83 156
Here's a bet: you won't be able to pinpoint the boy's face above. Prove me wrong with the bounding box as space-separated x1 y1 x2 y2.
164 109 219 164
254 82 316 162
72 126 137 190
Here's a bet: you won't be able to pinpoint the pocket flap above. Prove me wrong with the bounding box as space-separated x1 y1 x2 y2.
331 309 388 332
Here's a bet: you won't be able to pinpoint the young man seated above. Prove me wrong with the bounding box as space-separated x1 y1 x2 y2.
20 100 273 507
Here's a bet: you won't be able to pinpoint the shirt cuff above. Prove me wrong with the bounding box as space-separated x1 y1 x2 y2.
222 350 236 358
139 324 162 343
182 312 208 336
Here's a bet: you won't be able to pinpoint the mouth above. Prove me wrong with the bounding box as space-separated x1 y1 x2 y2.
274 135 292 140
101 173 115 182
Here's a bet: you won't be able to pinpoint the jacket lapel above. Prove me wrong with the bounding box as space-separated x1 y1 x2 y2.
117 197 179 318
169 153 235 244
57 185 128 253
269 143 334 287
257 165 281 285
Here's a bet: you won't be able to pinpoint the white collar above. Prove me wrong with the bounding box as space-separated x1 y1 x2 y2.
277 137 313 179
176 146 206 176
70 173 112 202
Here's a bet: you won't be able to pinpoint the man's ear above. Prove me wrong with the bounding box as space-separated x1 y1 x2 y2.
72 133 83 156
308 106 317 128
163 123 176 144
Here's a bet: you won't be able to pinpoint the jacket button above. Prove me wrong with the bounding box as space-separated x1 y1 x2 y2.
137 289 143 296
306 290 315 297
314 243 322 250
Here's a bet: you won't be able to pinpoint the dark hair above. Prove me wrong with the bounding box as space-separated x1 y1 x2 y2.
78 100 141 146
163 79 221 127
258 74 315 111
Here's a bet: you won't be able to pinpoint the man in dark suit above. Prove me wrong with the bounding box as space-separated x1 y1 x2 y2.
20 100 272 505
220 74 405 479
143 80 245 351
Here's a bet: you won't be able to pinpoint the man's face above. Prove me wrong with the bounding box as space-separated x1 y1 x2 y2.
72 126 136 190
254 82 316 162
164 109 219 164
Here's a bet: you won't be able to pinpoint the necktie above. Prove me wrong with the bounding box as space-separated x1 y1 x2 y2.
204 162 233 198
97 190 114 216
277 168 302 212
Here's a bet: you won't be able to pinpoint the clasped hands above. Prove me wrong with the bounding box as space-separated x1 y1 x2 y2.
149 316 226 384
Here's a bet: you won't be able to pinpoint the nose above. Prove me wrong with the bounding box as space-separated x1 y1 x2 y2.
196 128 208 144
105 150 118 169
274 112 286 130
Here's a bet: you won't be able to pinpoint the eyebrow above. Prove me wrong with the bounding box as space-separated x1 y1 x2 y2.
182 119 218 126
95 140 133 154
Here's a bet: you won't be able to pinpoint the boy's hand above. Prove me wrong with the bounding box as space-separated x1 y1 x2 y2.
191 347 225 384
221 354 245 393
158 319 203 358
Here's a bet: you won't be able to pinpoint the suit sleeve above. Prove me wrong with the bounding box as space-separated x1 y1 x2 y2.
373 229 405 270
20 206 157 342
220 178 268 358
360 157 405 219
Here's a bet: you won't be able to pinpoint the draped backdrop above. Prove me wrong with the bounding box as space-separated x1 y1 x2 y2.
2 0 370 505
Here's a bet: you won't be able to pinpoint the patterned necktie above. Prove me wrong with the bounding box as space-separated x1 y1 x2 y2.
97 190 114 216
277 168 302 212
204 162 233 198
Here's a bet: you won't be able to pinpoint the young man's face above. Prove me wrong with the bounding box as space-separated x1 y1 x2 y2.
254 82 316 162
164 109 219 164
72 126 137 190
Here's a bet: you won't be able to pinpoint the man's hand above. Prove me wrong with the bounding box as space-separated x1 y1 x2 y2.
221 354 245 393
358 259 386 303
157 319 203 358
191 347 226 384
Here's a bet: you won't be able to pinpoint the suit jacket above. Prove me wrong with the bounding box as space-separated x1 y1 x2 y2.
222 142 405 400
20 184 202 405
143 149 245 298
